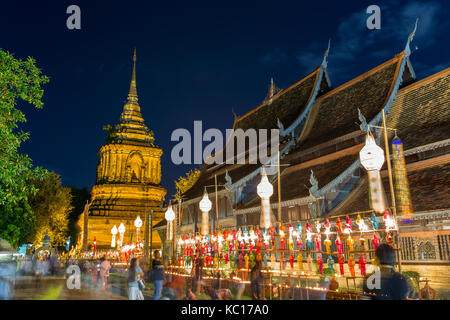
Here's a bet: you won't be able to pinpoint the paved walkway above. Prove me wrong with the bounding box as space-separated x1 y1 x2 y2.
12 277 126 300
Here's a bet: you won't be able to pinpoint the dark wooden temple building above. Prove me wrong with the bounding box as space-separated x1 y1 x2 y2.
156 29 450 295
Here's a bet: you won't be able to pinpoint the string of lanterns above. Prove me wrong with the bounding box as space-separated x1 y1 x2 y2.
175 209 397 277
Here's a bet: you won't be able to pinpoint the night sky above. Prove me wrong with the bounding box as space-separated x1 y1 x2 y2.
2 0 449 197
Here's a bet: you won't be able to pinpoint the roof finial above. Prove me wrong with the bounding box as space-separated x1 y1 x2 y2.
405 18 419 57
232 107 238 120
265 77 280 102
322 39 331 67
128 47 138 101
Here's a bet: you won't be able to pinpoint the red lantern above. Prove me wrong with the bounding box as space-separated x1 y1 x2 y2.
336 218 343 234
358 254 367 276
338 256 345 275
256 239 262 254
315 234 321 252
371 234 380 250
317 256 323 274
335 236 343 255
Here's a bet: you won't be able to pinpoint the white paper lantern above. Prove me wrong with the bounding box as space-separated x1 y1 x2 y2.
360 134 385 171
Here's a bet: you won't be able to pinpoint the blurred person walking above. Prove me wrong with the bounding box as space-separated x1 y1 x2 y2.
0 240 16 300
250 260 263 300
100 256 111 291
151 250 164 300
191 256 203 295
127 258 144 300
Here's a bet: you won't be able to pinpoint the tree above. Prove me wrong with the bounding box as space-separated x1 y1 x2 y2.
0 199 35 248
28 172 72 248
0 49 49 246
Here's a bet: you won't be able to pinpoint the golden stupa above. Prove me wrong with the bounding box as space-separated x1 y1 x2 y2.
84 49 166 249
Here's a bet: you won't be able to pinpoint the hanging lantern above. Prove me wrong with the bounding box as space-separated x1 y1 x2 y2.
257 169 273 229
383 210 397 232
360 133 385 171
199 191 212 236
392 135 413 222
111 225 118 248
165 204 176 240
360 133 388 213
356 215 368 232
118 223 126 247
134 215 143 242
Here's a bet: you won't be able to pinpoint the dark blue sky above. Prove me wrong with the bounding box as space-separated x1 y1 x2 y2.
2 0 449 197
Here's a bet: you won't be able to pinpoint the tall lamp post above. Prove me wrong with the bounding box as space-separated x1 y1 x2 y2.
118 223 125 248
257 168 274 229
165 203 176 263
134 216 142 243
199 190 212 236
362 111 402 272
111 225 117 248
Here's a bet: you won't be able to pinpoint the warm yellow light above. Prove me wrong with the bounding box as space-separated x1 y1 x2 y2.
111 225 118 235
118 223 126 234
165 204 175 221
199 192 212 212
134 215 143 228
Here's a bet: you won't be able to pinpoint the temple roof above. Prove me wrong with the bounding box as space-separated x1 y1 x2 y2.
233 67 327 131
386 67 450 150
183 66 329 199
297 52 408 150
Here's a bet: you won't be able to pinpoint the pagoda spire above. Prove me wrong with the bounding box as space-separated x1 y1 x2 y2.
127 48 138 102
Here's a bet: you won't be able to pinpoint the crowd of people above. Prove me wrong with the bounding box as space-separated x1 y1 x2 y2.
0 244 420 300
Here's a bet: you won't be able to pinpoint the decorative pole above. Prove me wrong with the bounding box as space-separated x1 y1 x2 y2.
111 225 117 248
392 134 413 222
199 189 212 236
365 111 402 272
165 203 176 263
382 110 397 214
134 216 142 243
382 110 401 272
118 223 125 248
215 174 219 233
359 133 388 213
150 209 153 268
277 150 281 229
257 168 273 229
144 205 149 264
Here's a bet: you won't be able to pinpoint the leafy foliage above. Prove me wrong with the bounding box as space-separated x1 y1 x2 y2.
28 172 73 248
174 169 201 198
0 49 49 246
0 198 35 247
0 49 49 205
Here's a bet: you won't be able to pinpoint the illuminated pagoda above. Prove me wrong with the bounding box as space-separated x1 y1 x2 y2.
156 25 449 293
84 49 166 249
